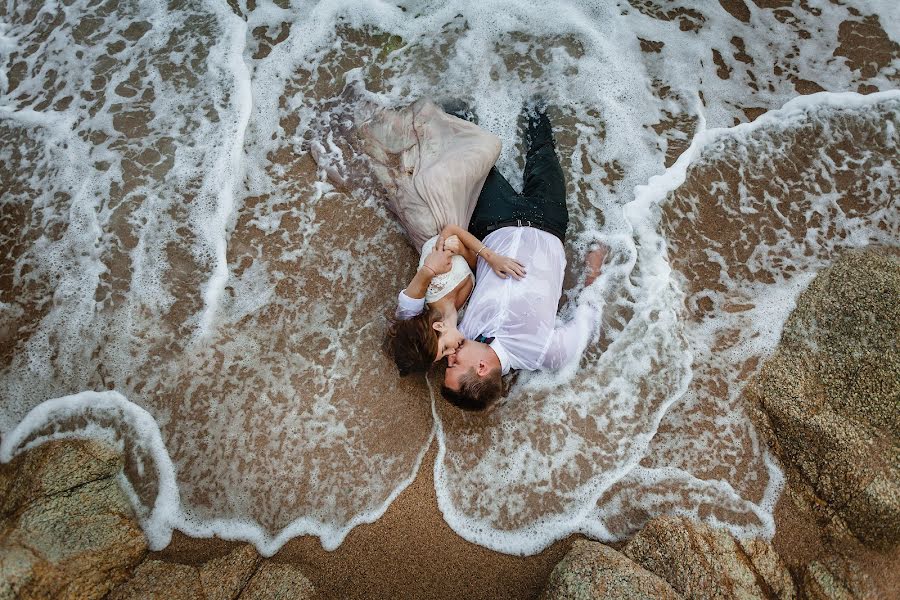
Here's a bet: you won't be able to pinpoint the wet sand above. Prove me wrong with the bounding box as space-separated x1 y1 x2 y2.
154 447 900 600
155 442 575 600
5 2 898 597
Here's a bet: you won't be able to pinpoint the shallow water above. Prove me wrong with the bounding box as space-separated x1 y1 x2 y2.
1 0 898 555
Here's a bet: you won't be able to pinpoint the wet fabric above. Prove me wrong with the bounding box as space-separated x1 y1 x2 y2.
468 110 568 243
358 99 503 251
458 226 598 375
418 235 474 303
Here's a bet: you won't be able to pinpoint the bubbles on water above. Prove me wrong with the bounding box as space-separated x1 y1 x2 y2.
2 0 898 555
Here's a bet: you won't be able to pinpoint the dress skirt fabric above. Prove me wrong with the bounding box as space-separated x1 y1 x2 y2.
358 99 502 251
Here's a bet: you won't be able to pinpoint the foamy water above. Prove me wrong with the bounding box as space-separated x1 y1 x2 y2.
1 0 898 556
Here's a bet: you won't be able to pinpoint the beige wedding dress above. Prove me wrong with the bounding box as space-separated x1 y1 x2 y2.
358 99 502 252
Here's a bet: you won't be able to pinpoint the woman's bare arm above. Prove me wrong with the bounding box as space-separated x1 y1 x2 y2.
438 225 526 279
439 225 478 268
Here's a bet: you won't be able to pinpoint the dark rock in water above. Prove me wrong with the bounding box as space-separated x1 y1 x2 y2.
240 563 316 599
622 516 796 600
541 539 682 600
747 248 900 549
0 439 148 599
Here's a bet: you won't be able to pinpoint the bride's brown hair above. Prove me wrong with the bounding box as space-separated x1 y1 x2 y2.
384 307 441 376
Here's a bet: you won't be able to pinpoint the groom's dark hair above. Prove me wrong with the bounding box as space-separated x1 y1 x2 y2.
384 308 441 376
441 367 502 411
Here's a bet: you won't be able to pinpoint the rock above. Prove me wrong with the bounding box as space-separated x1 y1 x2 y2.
0 438 121 519
200 544 261 600
240 563 315 600
0 440 269 600
0 543 40 600
0 439 148 599
798 556 880 600
541 539 682 600
623 516 796 600
747 249 900 549
800 561 855 600
106 543 262 600
107 560 204 600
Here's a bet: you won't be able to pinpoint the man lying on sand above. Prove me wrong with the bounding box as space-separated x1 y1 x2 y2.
440 99 607 411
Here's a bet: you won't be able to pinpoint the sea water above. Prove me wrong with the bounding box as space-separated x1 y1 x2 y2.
1 0 897 556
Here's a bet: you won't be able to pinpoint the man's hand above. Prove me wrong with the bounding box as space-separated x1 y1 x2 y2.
424 238 454 276
585 245 609 286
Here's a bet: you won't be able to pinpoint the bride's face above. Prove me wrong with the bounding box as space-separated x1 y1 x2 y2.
432 319 465 361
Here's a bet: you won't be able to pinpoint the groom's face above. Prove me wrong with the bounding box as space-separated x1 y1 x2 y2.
444 339 482 390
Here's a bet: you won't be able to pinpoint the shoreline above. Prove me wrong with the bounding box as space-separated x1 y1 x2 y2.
152 440 900 600
153 442 575 600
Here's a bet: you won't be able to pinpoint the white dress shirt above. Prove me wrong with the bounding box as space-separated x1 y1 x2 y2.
396 226 600 374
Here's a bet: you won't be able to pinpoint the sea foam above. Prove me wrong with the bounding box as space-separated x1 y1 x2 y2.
1 0 898 556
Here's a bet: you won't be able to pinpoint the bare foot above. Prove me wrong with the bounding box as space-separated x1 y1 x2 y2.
585 245 609 286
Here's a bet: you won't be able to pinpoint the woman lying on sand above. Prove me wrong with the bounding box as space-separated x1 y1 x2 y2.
355 99 525 375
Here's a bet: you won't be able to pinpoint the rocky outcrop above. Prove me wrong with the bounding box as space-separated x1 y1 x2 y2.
746 248 900 549
107 544 262 600
0 439 148 600
798 558 879 600
0 439 316 600
201 544 263 600
240 563 316 600
107 560 205 600
622 516 795 600
541 539 682 600
541 517 795 600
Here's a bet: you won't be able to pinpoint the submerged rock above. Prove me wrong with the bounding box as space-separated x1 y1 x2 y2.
541 539 682 600
0 439 148 599
622 516 796 600
747 248 900 549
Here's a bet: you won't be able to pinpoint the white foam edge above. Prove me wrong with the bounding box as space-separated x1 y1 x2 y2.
431 315 695 555
0 106 76 134
626 90 900 227
0 18 14 93
195 6 253 338
584 448 786 542
0 390 436 556
429 90 900 555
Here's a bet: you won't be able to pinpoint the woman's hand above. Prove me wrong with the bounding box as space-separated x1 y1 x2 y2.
423 239 454 276
443 235 462 255
488 254 526 280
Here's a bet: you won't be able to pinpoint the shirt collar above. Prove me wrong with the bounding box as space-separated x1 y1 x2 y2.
489 339 511 375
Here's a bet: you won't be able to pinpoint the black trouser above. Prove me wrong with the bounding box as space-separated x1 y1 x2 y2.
468 111 568 243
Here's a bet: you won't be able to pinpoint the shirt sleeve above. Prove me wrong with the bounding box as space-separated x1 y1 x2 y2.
541 301 602 370
396 289 426 320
